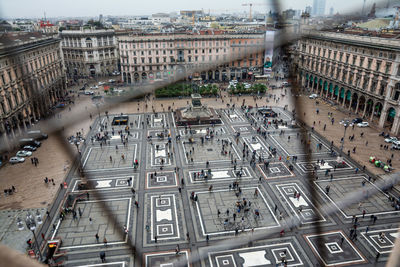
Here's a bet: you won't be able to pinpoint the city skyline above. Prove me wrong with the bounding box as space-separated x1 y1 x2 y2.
0 0 377 19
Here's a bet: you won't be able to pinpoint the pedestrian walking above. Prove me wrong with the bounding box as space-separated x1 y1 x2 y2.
95 233 99 243
103 237 107 246
89 217 93 225
154 235 158 243
100 251 106 263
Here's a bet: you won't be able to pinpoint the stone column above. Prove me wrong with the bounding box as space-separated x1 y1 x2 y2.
378 109 387 128
370 107 375 121
348 96 353 111
355 96 360 113
390 113 400 135
362 102 368 118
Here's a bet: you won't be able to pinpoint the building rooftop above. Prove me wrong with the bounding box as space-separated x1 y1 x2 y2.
303 29 400 51
0 32 52 48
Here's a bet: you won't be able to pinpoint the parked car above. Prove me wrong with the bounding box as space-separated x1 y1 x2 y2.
385 137 398 143
23 145 37 151
98 81 105 85
357 122 369 127
108 79 116 83
19 138 41 148
352 118 363 124
309 94 318 99
282 81 289 86
84 91 94 95
9 157 25 164
27 130 48 140
90 85 99 89
16 150 32 157
392 141 400 150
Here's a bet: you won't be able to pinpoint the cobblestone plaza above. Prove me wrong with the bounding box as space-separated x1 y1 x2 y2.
44 107 399 266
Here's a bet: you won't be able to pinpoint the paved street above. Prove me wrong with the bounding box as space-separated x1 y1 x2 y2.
33 104 399 266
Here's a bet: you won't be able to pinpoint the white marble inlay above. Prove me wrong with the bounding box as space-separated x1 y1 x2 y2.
212 171 231 178
95 180 112 188
318 162 333 169
154 118 162 123
289 196 308 208
238 251 271 266
197 129 207 134
250 143 262 151
156 176 168 182
230 114 238 119
110 135 120 140
155 149 166 157
156 209 172 222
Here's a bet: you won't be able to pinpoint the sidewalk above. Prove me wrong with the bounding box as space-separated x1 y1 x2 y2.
298 95 399 176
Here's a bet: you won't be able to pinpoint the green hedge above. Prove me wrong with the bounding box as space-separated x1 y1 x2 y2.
155 83 219 98
199 84 219 96
155 83 192 98
229 83 267 95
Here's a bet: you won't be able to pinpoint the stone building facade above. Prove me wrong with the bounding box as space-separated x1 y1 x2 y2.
117 32 265 84
0 32 66 150
294 31 400 135
60 28 118 80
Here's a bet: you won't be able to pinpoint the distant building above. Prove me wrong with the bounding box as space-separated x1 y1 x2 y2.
293 30 400 135
120 17 152 28
0 21 13 32
180 10 203 18
305 6 312 15
282 9 296 20
151 13 171 24
60 28 118 79
312 0 326 16
118 32 265 83
0 32 66 148
33 20 59 34
329 7 334 16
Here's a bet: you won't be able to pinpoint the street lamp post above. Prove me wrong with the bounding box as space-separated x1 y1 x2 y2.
340 120 350 156
24 212 43 262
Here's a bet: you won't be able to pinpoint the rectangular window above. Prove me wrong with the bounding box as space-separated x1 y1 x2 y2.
385 63 391 74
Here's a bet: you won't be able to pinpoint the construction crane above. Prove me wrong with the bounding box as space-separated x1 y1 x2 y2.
242 2 268 21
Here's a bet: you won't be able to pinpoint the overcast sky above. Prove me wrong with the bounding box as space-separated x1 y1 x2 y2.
0 0 382 19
